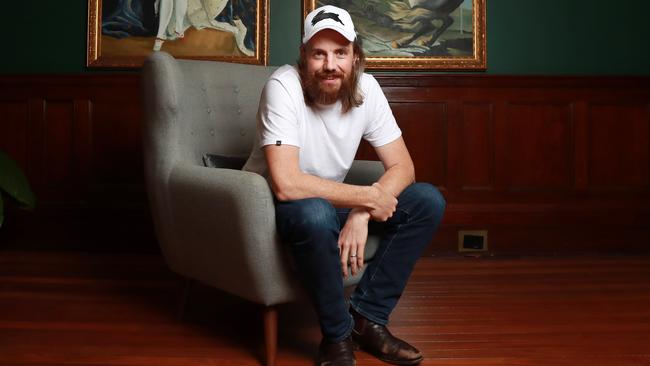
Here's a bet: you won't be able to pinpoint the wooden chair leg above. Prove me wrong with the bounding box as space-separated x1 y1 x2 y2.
263 305 278 366
177 277 194 321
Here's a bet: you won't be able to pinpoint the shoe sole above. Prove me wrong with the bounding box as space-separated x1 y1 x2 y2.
353 341 423 366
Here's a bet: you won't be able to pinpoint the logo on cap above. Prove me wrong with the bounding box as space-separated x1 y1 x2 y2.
303 5 356 44
311 10 345 26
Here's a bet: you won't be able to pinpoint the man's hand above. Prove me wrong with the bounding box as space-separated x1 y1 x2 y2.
338 208 370 278
367 183 397 222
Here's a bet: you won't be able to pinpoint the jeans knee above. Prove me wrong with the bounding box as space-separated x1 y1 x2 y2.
277 197 338 240
295 198 338 231
406 183 446 222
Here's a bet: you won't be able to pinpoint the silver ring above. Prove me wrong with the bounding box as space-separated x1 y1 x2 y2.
350 254 357 258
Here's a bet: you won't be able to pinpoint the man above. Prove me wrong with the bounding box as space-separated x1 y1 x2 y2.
243 5 445 365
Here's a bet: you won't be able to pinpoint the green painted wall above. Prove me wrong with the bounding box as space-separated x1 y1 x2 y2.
3 0 649 74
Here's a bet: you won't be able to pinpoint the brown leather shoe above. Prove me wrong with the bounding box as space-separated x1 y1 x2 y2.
351 308 423 365
318 336 356 366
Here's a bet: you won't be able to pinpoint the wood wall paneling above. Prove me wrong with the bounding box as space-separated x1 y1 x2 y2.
588 103 650 189
73 99 93 199
453 102 494 191
0 101 29 169
0 76 155 252
573 101 589 190
501 103 573 190
90 100 144 190
1 74 649 254
42 100 75 202
392 102 447 186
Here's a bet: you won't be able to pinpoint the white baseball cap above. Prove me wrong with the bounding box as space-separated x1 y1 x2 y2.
303 5 356 44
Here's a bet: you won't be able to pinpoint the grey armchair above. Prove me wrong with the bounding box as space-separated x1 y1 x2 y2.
141 51 384 366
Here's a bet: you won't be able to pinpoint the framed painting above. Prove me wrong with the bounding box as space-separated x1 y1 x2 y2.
88 0 268 67
303 0 486 70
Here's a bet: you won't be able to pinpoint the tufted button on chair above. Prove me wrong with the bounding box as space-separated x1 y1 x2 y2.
141 51 384 366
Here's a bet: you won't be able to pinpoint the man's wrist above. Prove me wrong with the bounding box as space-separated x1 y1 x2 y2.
363 184 380 210
350 207 371 221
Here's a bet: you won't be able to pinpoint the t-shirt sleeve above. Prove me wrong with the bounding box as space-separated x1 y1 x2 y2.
258 78 301 148
362 76 402 148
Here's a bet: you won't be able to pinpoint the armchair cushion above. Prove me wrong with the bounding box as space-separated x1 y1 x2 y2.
202 153 248 170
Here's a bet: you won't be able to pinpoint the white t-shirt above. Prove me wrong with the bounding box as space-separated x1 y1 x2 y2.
243 65 401 183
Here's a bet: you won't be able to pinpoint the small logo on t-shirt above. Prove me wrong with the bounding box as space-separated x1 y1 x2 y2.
276 140 282 146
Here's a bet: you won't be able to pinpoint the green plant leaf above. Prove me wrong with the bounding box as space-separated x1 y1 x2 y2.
0 150 36 209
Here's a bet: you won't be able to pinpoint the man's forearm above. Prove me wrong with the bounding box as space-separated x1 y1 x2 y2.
372 136 416 200
272 164 413 221
278 162 414 205
376 163 415 199
273 171 379 209
264 142 410 215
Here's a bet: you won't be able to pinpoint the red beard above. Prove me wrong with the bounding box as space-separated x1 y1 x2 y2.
304 69 352 105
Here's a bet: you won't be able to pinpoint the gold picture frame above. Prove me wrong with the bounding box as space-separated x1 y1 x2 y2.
303 0 486 70
88 0 268 67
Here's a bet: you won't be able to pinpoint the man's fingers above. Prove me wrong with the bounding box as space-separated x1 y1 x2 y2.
348 244 359 276
340 242 364 278
352 256 364 276
352 243 365 275
350 256 358 276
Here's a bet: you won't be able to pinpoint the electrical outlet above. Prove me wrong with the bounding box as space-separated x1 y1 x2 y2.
458 230 488 252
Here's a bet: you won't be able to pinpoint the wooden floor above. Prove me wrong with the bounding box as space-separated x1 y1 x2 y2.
1 251 649 366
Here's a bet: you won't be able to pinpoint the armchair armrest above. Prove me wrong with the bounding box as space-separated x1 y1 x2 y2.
165 164 298 305
344 160 385 186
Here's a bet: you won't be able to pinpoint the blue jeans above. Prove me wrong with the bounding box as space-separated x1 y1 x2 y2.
275 183 446 342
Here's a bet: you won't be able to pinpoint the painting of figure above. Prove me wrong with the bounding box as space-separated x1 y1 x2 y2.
88 0 267 67
306 0 485 69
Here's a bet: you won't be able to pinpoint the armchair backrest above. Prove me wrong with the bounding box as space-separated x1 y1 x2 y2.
143 51 277 167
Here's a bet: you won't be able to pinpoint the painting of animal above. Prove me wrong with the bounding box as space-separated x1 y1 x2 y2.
310 0 485 69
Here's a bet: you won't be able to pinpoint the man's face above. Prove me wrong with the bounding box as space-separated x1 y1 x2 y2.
302 29 356 104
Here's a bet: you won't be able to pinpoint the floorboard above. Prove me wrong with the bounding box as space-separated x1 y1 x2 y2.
1 251 649 365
